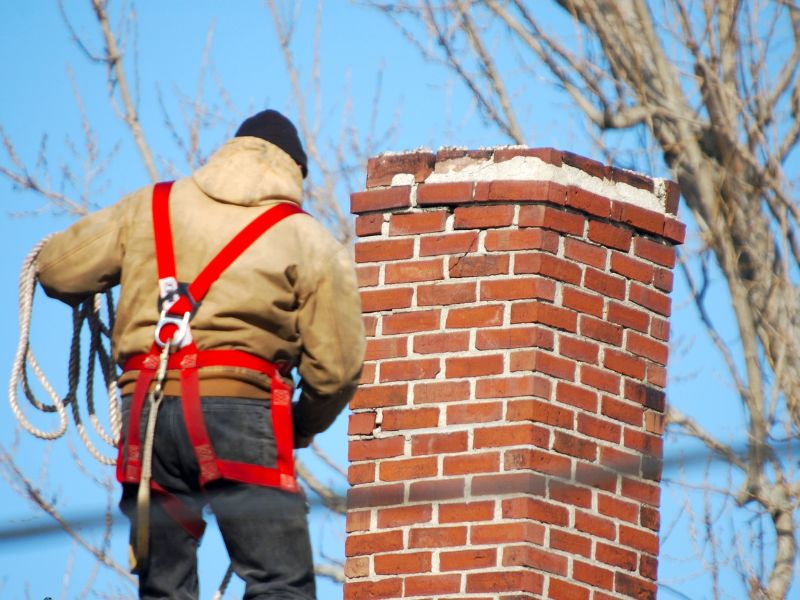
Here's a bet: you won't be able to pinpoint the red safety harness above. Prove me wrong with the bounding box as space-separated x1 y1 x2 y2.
116 181 304 516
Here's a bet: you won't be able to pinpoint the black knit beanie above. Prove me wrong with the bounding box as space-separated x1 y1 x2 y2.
235 110 308 178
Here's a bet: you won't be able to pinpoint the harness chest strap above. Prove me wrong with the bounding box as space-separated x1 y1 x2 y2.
117 181 304 495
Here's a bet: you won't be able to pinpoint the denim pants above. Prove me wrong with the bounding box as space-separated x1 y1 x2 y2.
120 395 316 600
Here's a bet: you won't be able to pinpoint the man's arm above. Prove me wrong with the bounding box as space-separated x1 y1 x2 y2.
293 244 365 445
37 199 128 306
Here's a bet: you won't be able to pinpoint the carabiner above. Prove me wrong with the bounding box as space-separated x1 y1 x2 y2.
154 310 191 348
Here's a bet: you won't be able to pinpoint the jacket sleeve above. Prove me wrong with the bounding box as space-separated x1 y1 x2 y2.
36 199 128 306
293 244 365 440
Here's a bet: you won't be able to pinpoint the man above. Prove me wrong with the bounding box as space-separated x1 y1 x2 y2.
36 110 365 599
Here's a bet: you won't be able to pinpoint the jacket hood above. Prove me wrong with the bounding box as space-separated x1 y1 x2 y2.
192 136 303 207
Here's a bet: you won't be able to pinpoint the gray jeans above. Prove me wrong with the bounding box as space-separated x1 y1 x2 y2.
120 395 316 599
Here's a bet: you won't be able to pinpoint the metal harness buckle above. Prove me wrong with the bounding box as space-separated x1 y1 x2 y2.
154 310 191 348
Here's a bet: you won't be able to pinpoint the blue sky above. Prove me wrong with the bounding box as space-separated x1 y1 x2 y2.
0 2 776 599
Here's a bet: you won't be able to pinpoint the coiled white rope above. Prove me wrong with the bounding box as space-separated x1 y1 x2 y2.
8 238 121 465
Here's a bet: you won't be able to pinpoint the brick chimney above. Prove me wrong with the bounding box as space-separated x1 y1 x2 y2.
345 147 684 599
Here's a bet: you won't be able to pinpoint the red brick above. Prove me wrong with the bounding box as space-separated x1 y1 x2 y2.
413 331 470 354
555 381 598 412
625 380 666 410
624 428 662 456
575 512 615 541
547 578 590 600
573 560 614 590
355 238 414 263
604 348 647 378
359 363 375 385
506 398 575 428
351 186 411 213
348 412 376 435
377 504 433 528
548 480 592 508
373 551 431 574
449 253 510 277
355 213 383 236
503 544 568 575
620 524 659 554
577 413 621 443
579 315 623 345
566 186 612 218
645 410 665 435
357 266 381 289
481 277 556 302
601 396 643 427
600 446 641 478
580 364 621 394
445 354 505 378
505 448 571 477
584 268 626 300
510 302 577 332
621 477 661 506
440 548 497 571
510 350 575 380
550 529 592 558
385 258 444 283
650 316 670 341
596 542 638 571
466 570 544 594
444 451 501 474
609 168 654 192
414 380 471 404
346 483 404 509
611 252 654 284
615 202 666 236
647 363 667 388
653 266 674 292
362 315 377 336
345 530 404 556
417 181 474 205
564 238 608 269
519 205 585 235
446 304 504 328
379 358 440 382
379 456 438 481
472 472 548 497
388 210 447 235
640 505 660 531
408 477 466 502
345 510 370 533
403 574 462 596
412 431 469 455
475 375 551 399
365 337 407 361
477 326 554 350
409 525 467 548
629 282 671 316
607 301 650 333
502 497 569 526
446 402 503 425
634 236 676 267
598 493 639 523
640 553 659 580
664 180 681 214
562 151 608 178
439 501 495 523
360 287 413 312
417 281 478 307
455 204 515 228
559 335 599 364
381 407 439 431
562 287 604 318
626 332 669 365
588 220 632 251
350 384 408 409
471 521 546 547
348 462 375 485
343 578 402 599
349 436 404 461
574 462 617 492
515 253 582 284
474 179 566 203
473 423 549 449
366 152 434 187
420 231 479 256
615 571 658 598
553 431 597 461
484 228 560 252
493 147 563 166
663 217 686 243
